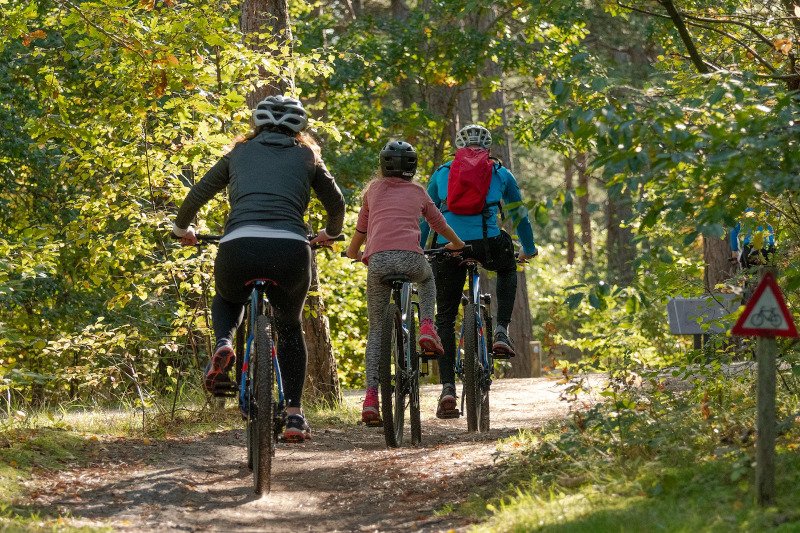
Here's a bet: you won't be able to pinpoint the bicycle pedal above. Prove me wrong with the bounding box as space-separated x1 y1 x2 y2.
212 383 238 397
492 352 515 360
420 351 439 361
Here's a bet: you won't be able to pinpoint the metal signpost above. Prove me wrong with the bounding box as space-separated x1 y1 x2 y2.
731 272 798 506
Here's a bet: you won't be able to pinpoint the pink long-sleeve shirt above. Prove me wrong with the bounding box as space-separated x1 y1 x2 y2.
356 178 449 262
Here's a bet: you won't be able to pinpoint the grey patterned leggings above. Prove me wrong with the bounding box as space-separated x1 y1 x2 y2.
365 250 436 389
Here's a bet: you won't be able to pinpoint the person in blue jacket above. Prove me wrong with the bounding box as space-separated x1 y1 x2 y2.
730 209 775 269
420 124 537 418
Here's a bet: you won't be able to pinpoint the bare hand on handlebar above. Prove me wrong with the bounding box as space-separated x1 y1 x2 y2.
173 226 198 246
309 229 341 247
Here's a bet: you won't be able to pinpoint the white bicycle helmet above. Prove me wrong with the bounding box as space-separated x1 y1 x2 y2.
252 95 308 133
455 124 492 149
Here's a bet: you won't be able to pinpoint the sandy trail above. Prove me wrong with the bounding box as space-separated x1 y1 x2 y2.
27 377 571 532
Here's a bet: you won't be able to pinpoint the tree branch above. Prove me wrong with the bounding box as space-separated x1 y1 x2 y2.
658 0 712 74
680 11 777 51
58 0 147 61
682 20 778 74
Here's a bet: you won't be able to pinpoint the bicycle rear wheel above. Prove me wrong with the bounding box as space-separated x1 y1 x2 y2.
251 315 274 494
379 303 405 448
462 303 481 432
407 304 421 445
479 305 492 433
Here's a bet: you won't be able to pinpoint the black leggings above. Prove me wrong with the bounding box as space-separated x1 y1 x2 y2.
213 238 312 408
432 231 517 385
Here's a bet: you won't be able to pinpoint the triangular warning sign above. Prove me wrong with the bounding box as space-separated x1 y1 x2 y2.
732 273 798 337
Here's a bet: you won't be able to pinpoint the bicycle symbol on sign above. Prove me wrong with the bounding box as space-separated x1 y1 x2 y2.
751 306 782 328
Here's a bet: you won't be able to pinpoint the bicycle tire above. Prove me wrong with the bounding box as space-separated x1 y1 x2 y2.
408 305 421 445
479 305 492 433
379 303 404 448
235 322 245 390
463 303 480 432
252 315 274 494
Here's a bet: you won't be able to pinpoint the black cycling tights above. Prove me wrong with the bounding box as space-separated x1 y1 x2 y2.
213 237 312 409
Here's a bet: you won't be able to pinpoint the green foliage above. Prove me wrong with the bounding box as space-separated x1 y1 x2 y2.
0 0 332 406
467 351 800 531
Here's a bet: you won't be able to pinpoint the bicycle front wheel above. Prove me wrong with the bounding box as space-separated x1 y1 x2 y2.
252 315 274 494
462 303 481 432
380 303 405 448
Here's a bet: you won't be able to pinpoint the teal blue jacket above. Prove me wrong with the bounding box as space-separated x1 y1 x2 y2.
419 161 536 255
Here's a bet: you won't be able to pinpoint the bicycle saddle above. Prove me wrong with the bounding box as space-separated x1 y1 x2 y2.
381 273 411 285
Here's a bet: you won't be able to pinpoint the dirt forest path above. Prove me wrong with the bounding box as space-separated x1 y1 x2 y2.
28 377 574 532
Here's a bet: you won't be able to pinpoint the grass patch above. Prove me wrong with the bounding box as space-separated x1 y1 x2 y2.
459 366 800 532
0 425 103 531
305 394 361 428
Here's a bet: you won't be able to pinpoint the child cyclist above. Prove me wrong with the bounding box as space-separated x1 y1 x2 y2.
346 140 465 425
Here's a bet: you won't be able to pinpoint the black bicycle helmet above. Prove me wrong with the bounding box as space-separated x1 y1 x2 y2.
380 140 417 178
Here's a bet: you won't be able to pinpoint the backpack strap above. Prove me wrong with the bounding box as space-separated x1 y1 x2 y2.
479 161 505 262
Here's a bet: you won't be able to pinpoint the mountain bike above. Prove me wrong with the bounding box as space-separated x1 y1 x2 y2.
428 247 524 433
377 273 426 448
177 233 342 494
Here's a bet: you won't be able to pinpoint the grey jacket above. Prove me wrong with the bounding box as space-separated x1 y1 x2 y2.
175 130 345 238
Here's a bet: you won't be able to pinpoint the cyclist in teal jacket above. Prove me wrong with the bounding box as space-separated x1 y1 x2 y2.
730 209 776 268
420 124 537 418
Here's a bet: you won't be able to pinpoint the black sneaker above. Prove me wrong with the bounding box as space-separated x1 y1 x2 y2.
282 414 311 442
492 330 516 357
436 385 459 419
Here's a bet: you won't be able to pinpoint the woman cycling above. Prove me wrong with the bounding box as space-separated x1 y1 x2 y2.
172 95 346 442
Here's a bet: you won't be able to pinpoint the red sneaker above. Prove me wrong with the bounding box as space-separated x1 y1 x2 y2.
283 414 311 442
204 345 235 393
419 319 444 355
436 384 459 419
362 387 382 426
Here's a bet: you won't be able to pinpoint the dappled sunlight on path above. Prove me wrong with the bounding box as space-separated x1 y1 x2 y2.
26 378 572 532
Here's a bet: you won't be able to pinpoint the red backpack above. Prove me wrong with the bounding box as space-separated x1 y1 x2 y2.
446 147 493 215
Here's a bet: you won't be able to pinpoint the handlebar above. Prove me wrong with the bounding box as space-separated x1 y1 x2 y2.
170 234 221 243
423 245 473 257
424 245 534 264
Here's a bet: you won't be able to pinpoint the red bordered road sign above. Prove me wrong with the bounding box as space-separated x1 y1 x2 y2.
732 273 798 337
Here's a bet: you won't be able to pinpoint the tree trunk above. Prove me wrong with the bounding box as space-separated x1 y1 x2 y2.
242 0 340 404
606 189 635 286
241 0 292 106
565 157 576 265
392 0 414 108
456 85 473 130
302 254 342 405
476 28 533 376
703 236 736 291
426 85 458 167
577 153 593 262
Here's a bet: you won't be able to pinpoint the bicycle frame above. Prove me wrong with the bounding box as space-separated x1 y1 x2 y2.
239 281 285 417
456 264 492 386
396 281 417 381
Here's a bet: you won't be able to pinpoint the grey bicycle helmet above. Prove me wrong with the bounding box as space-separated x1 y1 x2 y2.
380 140 417 178
455 124 492 149
252 95 308 133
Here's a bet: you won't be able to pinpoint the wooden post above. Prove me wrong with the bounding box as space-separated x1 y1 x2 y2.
531 340 542 377
755 335 776 505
